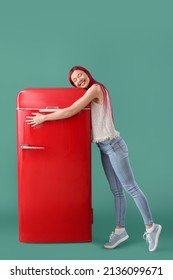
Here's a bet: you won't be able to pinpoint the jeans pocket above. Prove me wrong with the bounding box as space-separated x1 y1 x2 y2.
117 139 128 153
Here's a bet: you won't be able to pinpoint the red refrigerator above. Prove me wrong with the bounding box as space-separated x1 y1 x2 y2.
16 88 92 242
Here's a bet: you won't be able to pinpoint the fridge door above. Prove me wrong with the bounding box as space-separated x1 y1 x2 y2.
16 88 92 242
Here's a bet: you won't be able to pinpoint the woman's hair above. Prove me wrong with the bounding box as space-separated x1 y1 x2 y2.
68 65 114 120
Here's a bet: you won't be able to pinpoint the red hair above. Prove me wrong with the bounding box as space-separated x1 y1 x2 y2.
68 65 114 120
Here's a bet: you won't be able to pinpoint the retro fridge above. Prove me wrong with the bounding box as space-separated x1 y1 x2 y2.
16 88 92 242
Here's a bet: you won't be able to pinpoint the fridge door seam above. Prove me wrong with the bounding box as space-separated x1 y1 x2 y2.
16 108 91 111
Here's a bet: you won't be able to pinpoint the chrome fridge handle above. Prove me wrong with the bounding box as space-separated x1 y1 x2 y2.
20 144 45 150
39 106 59 113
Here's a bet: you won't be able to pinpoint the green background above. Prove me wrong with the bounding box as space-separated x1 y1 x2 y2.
0 0 173 260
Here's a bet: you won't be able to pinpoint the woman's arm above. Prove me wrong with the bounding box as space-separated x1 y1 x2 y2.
26 84 103 126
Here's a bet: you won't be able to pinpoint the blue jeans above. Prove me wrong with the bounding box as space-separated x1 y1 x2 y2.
97 136 153 227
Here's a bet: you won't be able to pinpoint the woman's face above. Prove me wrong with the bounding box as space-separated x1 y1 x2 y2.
71 70 90 88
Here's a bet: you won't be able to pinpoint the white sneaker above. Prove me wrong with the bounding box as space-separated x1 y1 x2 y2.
104 230 129 249
143 224 162 252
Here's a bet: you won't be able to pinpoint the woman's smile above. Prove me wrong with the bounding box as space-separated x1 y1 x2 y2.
78 79 85 87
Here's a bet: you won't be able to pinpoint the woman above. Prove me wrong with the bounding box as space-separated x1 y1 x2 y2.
26 66 162 251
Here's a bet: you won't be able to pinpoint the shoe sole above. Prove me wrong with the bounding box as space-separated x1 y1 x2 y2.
149 225 162 252
104 235 129 249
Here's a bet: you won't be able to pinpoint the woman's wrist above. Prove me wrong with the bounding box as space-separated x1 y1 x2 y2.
43 114 48 122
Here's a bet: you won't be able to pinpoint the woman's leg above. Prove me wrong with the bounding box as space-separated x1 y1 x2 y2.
100 150 127 227
98 136 161 251
107 137 154 226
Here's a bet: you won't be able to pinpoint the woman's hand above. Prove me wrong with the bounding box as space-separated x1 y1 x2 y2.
26 113 46 127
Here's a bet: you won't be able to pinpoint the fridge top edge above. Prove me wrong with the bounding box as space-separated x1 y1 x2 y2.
16 88 90 109
17 87 86 93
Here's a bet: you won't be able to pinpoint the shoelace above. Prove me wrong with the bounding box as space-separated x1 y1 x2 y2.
143 232 152 243
109 231 115 241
